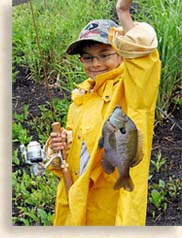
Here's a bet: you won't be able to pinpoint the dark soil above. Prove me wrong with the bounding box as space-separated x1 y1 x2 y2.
12 64 182 226
12 0 29 6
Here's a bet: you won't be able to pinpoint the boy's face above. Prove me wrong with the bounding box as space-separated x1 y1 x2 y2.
80 43 123 80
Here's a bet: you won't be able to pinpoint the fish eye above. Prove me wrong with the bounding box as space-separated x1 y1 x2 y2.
119 127 126 134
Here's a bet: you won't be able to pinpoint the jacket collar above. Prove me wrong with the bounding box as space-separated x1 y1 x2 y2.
74 63 123 93
94 63 123 91
72 63 124 105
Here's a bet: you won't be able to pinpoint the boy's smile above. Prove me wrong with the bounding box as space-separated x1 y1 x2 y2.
80 43 123 80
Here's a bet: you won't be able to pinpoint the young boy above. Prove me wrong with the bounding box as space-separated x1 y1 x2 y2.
46 0 161 225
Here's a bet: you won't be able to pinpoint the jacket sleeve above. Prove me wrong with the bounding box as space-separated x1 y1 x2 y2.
109 22 161 111
109 22 158 58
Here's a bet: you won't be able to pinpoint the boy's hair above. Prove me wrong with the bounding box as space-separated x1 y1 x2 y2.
66 19 119 55
78 40 104 55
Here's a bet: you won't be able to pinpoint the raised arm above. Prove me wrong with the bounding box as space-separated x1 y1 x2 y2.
116 0 135 33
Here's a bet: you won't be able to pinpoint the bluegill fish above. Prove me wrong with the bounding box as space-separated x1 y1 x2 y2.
98 106 143 191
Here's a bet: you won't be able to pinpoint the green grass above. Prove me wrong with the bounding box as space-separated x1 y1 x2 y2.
133 0 182 113
13 0 115 89
13 0 182 112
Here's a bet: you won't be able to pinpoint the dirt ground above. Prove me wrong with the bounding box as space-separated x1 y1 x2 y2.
12 66 182 226
12 0 29 6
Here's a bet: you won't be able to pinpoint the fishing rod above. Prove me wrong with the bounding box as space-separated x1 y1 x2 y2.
20 0 73 197
29 0 56 121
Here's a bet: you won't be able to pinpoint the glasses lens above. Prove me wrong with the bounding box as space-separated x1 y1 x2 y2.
79 56 93 63
79 53 116 63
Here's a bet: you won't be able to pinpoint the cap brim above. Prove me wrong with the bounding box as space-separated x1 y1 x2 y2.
66 38 109 55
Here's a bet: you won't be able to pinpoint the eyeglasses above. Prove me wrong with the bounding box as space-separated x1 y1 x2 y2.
79 52 117 64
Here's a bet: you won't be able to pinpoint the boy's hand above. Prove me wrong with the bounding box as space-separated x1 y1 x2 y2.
116 0 134 33
49 129 68 153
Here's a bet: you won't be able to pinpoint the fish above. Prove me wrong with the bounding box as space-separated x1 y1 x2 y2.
98 106 143 191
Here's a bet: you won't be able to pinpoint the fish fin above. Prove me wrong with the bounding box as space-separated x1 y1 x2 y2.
98 136 104 149
101 153 115 174
113 175 134 191
130 130 144 167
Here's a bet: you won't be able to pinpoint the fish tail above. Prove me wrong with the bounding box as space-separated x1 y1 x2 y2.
113 175 134 192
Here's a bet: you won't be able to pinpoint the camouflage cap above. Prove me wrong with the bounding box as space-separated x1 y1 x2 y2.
66 19 119 55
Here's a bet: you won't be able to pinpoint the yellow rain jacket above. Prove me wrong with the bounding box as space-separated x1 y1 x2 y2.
47 22 161 226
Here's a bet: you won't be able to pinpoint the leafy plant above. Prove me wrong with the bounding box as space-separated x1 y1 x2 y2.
12 169 58 226
27 97 70 144
12 148 20 166
151 150 167 173
13 104 29 123
13 122 32 144
167 176 182 199
149 176 182 220
149 179 167 210
150 189 165 209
